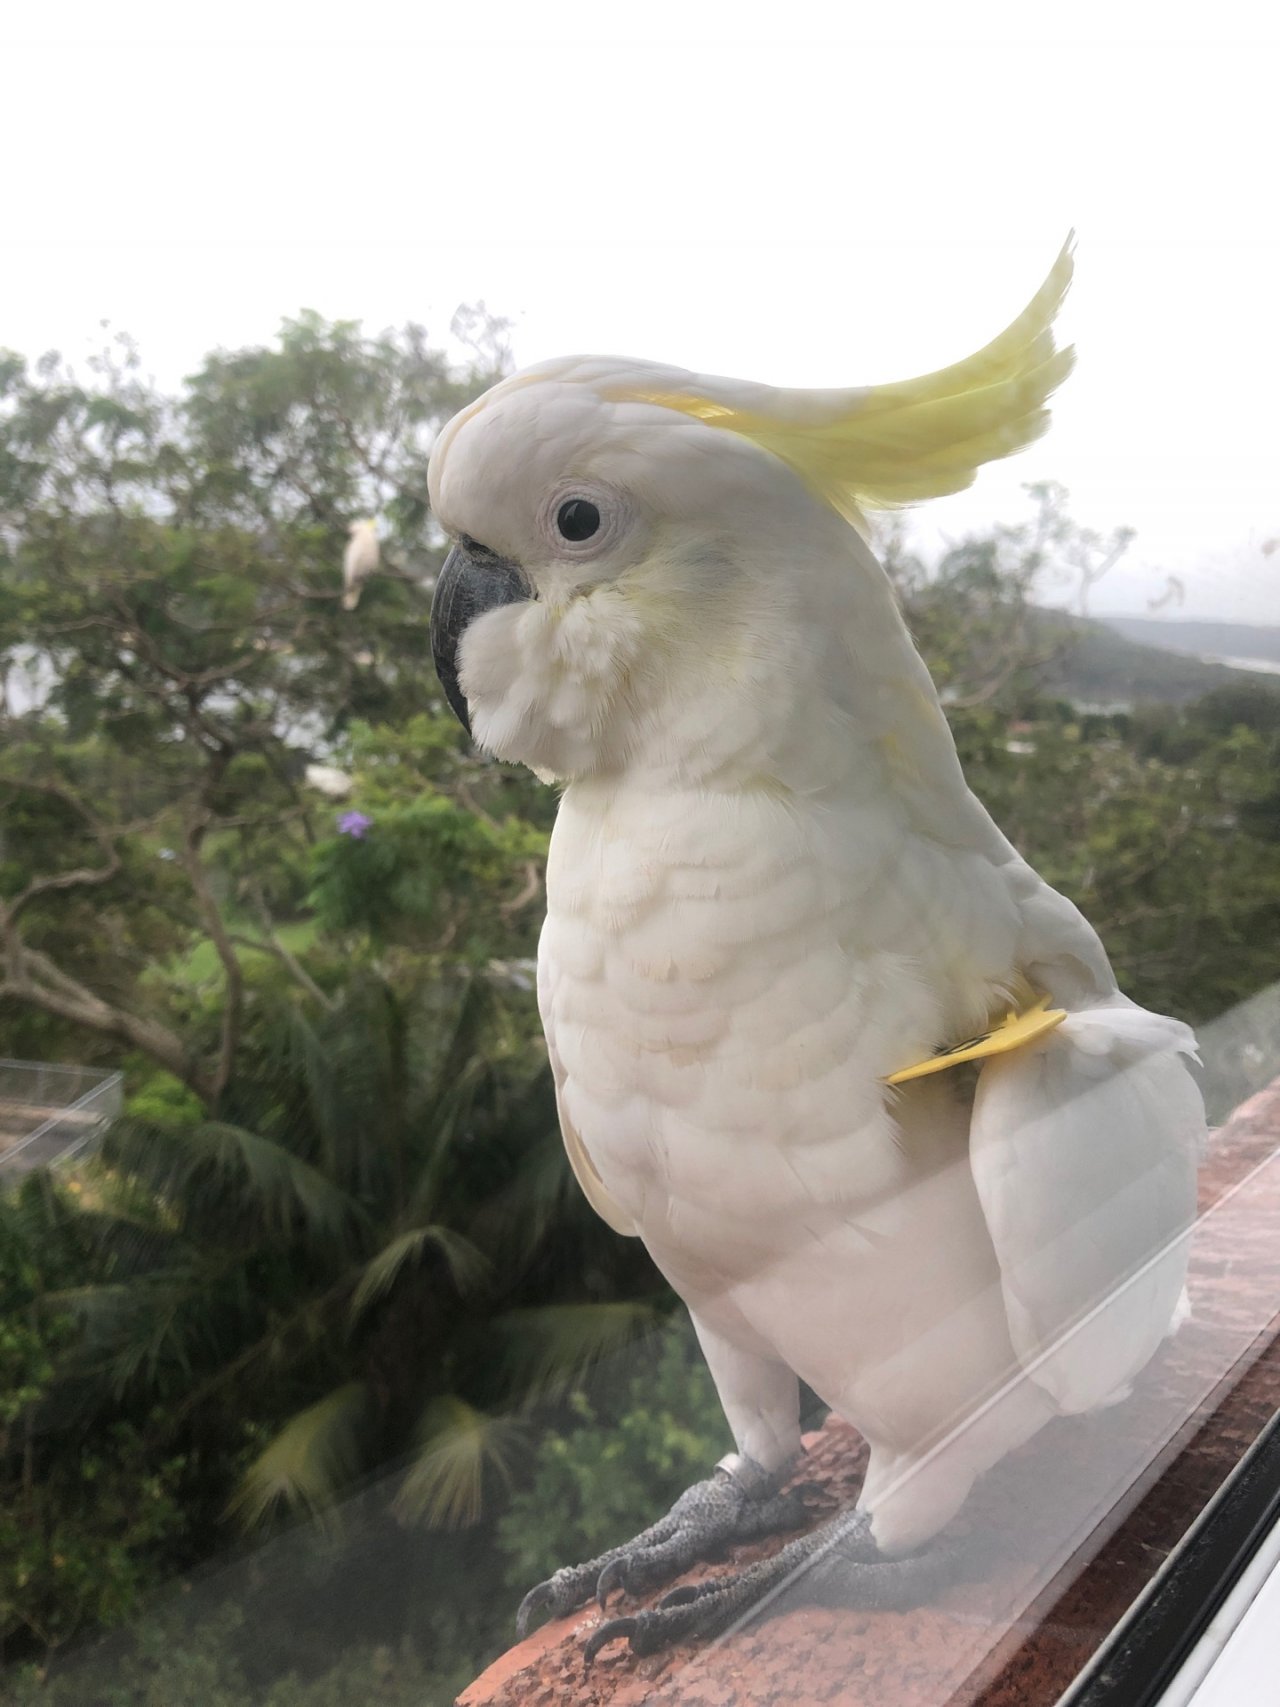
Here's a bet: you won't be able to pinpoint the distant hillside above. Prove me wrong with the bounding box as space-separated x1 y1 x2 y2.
1028 610 1280 708
1100 616 1280 671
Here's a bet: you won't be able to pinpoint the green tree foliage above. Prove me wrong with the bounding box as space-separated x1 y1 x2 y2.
0 969 660 1661
5 1608 452 1707
951 700 1280 1027
886 486 1280 1026
0 1174 187 1656
0 315 659 1679
497 1323 729 1590
0 313 523 1096
883 480 1137 709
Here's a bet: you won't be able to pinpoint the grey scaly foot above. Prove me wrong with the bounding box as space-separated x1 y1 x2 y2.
515 1454 812 1638
583 1507 955 1664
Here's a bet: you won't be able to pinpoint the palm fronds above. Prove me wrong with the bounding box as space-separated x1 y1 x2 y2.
228 1381 371 1531
107 1117 364 1247
492 1302 660 1405
394 1395 524 1529
349 1224 490 1320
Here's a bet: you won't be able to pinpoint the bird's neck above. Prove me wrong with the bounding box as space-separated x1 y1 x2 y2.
585 531 970 817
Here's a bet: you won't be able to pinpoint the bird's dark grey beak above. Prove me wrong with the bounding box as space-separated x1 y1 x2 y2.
430 541 530 735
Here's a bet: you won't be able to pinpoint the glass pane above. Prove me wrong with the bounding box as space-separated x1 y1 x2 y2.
4 93 1278 1705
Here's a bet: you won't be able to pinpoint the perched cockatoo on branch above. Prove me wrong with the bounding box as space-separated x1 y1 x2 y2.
341 517 379 610
427 240 1204 1659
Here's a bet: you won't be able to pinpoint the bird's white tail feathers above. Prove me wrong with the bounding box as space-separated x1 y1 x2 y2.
969 1003 1205 1415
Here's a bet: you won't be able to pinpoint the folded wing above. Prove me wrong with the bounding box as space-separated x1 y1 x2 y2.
969 1003 1204 1413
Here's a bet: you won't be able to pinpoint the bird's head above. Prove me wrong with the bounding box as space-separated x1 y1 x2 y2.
428 241 1075 786
427 357 835 782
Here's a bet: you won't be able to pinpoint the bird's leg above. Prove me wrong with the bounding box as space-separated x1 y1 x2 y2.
515 1453 814 1638
583 1505 955 1664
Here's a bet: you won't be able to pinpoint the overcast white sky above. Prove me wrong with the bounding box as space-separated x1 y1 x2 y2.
4 2 1278 621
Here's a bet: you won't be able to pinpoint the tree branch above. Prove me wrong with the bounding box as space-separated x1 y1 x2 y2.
7 849 123 921
243 876 335 1011
0 939 212 1103
326 404 434 513
499 861 542 919
1 777 132 921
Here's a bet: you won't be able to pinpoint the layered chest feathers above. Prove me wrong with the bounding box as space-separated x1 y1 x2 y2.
539 788 1022 1187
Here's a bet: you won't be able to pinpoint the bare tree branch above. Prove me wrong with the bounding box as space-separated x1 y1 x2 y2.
8 847 122 912
326 403 434 513
499 861 543 919
0 939 212 1102
1 779 129 921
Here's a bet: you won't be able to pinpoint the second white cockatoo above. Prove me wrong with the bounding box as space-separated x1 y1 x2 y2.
427 241 1205 1658
341 518 379 610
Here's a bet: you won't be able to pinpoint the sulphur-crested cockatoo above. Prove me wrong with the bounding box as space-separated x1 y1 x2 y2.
427 241 1204 1659
341 518 379 610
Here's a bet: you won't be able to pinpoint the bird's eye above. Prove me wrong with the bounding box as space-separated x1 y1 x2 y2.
555 498 601 543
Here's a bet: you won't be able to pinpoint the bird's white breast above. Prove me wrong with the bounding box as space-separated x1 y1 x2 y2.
540 780 1020 1269
539 779 1049 1476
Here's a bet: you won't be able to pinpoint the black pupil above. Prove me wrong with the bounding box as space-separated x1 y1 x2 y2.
556 498 600 542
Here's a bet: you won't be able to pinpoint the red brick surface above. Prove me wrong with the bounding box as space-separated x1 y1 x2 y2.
460 1080 1280 1707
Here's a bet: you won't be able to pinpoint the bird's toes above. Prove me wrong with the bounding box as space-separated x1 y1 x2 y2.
584 1584 743 1665
595 1531 689 1605
516 1563 600 1636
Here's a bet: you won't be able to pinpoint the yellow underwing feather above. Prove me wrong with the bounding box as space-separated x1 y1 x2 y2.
884 996 1068 1086
614 236 1075 525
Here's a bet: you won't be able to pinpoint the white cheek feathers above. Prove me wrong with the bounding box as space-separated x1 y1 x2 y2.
459 591 647 780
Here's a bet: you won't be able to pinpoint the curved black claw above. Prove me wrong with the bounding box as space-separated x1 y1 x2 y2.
596 1558 628 1609
516 1564 602 1638
583 1616 639 1668
515 1583 552 1641
584 1592 732 1664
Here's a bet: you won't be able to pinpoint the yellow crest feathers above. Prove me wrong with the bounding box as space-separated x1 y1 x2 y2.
610 236 1076 524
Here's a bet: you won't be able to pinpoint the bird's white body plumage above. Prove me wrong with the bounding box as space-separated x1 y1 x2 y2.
427 259 1204 1556
531 544 1199 1552
342 518 379 610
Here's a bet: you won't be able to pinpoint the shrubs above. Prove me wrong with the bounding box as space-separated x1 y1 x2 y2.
498 1322 729 1590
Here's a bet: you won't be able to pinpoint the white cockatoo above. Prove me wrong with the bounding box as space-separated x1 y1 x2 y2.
341 517 379 610
303 763 354 800
427 242 1205 1658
